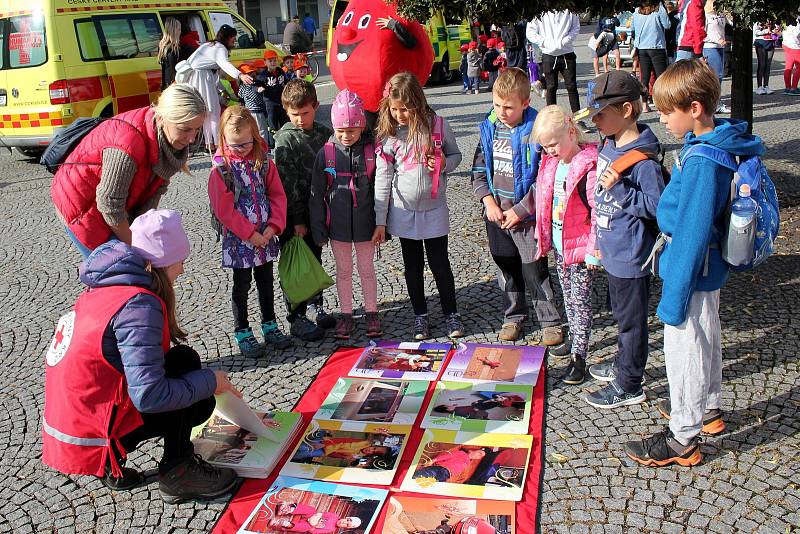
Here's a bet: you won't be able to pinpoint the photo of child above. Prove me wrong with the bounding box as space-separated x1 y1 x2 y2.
290 428 403 471
412 441 529 489
462 347 522 381
383 496 515 534
430 391 526 422
193 412 280 465
330 380 408 422
241 478 386 534
357 347 443 373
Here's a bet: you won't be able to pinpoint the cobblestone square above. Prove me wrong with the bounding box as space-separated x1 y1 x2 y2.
1 39 799 533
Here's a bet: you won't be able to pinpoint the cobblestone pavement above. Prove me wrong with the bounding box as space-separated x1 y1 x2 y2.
1 34 799 534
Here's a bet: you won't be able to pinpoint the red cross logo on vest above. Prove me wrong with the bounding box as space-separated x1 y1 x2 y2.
46 311 75 367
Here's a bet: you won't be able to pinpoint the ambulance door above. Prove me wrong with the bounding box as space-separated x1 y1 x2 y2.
91 13 163 114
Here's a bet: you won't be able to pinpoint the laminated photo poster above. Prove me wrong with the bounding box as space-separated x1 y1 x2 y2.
443 343 545 385
347 342 452 381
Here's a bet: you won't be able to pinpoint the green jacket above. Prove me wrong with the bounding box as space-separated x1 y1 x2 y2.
273 121 333 227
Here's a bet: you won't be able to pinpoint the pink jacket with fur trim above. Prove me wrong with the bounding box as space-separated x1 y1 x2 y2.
534 143 599 265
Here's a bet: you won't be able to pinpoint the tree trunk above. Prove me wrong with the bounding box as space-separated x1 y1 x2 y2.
730 15 753 133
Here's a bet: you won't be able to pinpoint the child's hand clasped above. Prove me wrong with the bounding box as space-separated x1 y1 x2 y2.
249 231 269 248
500 209 521 229
599 168 622 190
425 154 436 171
484 202 505 224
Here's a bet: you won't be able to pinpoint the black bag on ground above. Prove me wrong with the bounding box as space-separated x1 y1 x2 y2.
40 117 105 174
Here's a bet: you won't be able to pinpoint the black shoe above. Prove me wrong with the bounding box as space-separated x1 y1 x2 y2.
548 332 572 358
624 428 702 467
561 355 586 385
310 305 336 329
158 454 239 505
100 466 144 491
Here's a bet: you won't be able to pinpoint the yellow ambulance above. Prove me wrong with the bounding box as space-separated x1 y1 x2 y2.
326 0 471 83
0 0 279 156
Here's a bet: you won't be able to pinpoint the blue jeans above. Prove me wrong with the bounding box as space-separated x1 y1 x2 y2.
703 47 724 81
675 49 699 61
461 72 471 90
64 225 93 258
292 441 324 461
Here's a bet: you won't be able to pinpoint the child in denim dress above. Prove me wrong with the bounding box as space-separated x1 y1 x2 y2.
209 106 290 357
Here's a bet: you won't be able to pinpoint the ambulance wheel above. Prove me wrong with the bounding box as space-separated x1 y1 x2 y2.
16 147 44 159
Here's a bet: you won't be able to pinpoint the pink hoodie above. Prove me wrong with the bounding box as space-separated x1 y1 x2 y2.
534 143 599 265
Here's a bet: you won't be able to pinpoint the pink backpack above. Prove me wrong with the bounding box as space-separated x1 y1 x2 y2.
322 141 376 228
377 114 445 199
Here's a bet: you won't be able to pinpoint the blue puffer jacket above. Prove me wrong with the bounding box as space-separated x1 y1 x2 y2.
79 240 217 413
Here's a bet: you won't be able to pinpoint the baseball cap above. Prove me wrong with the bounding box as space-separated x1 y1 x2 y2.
574 71 643 121
460 44 469 52
263 49 279 60
487 38 497 48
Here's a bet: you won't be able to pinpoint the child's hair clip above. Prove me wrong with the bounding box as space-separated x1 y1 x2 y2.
382 80 393 98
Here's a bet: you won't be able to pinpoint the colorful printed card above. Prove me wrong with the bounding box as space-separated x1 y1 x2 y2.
384 495 516 534
400 428 533 501
347 342 451 381
280 419 412 486
316 378 428 425
238 475 388 534
422 381 533 434
443 343 545 385
191 410 301 479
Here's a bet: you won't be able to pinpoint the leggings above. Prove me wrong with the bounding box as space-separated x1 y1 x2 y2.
638 49 668 100
119 345 216 472
331 240 378 314
231 263 275 331
784 47 800 89
755 42 775 87
554 251 595 358
399 235 457 316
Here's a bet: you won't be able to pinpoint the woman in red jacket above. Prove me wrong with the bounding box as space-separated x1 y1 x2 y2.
51 83 207 257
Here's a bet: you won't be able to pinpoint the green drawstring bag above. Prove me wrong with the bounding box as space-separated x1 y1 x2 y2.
278 236 334 310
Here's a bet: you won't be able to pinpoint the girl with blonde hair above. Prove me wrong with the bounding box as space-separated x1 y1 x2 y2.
158 17 182 89
531 105 600 385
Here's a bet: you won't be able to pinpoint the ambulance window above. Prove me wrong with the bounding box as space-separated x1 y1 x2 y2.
7 13 48 69
209 12 255 49
75 20 103 61
94 14 161 59
0 21 5 69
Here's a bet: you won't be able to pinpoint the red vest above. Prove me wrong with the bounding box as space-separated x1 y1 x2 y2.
42 286 169 478
50 107 164 250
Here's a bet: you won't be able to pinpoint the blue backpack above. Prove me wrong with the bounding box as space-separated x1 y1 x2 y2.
679 145 779 271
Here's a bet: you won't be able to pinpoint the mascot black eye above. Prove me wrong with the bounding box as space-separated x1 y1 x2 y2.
357 14 371 28
342 11 354 25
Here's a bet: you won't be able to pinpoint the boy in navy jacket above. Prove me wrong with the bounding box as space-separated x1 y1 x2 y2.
625 59 764 467
582 71 665 397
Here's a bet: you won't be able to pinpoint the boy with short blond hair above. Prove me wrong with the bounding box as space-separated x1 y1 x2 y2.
624 59 764 467
274 79 334 341
471 68 563 346
582 70 665 396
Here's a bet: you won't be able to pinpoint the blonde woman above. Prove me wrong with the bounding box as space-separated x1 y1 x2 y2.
158 17 182 89
51 84 207 256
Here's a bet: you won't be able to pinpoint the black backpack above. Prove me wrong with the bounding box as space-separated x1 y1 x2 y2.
501 24 520 50
40 117 106 174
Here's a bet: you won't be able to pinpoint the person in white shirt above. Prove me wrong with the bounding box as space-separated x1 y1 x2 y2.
526 10 581 113
182 25 254 151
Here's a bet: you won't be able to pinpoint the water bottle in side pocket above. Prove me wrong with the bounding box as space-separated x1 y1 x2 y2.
723 183 757 266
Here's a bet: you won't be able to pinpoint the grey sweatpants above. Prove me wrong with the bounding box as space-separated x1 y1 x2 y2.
252 111 270 144
664 290 722 444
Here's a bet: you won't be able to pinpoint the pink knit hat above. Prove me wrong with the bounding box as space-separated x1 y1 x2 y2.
331 89 366 129
130 209 191 268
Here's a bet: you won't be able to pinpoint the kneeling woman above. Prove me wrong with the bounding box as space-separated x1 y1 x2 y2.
42 209 241 504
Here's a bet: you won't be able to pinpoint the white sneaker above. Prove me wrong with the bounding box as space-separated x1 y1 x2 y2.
716 103 731 113
763 86 774 94
755 86 766 95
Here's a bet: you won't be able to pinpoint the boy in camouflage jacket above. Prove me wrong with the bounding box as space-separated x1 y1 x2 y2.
273 79 335 341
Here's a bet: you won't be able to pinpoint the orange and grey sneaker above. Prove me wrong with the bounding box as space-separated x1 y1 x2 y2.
657 399 726 436
624 428 702 467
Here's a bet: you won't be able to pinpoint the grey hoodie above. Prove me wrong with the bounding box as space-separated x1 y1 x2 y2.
374 115 461 226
